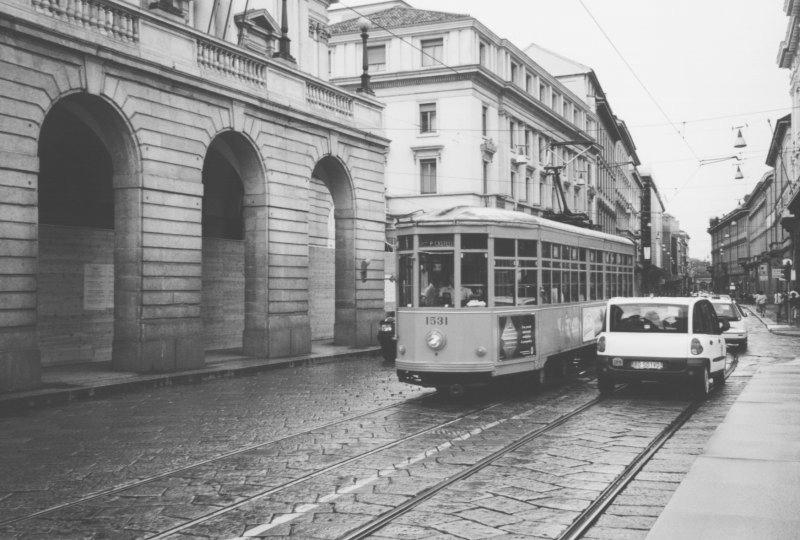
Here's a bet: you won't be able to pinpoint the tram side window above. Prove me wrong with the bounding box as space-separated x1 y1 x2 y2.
461 252 488 307
419 251 455 307
493 238 516 306
398 254 414 307
517 239 537 306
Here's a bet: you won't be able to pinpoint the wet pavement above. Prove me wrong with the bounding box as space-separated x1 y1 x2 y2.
0 314 798 539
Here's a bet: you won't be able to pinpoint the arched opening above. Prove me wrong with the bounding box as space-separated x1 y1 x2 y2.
201 132 264 354
37 93 139 367
309 156 356 346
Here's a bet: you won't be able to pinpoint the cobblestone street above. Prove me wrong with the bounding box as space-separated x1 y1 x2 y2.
1 314 798 539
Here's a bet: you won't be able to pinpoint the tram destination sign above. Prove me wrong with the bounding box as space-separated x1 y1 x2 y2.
498 314 536 360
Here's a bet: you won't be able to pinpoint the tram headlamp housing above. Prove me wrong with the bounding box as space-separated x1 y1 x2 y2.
398 345 406 355
425 330 447 351
475 346 487 357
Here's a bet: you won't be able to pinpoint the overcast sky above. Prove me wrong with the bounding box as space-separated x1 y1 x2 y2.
340 0 791 260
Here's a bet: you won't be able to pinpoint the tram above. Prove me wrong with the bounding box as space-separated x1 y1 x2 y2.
391 206 635 395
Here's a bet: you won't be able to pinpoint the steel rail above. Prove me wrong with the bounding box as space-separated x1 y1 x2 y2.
557 398 702 540
147 399 508 539
0 391 438 527
558 357 739 540
339 395 605 540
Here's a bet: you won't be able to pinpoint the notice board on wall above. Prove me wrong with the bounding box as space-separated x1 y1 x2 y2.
83 263 114 310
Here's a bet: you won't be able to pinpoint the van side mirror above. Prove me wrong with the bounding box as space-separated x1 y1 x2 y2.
718 320 730 333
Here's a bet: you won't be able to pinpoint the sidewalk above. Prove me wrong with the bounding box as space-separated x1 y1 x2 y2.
647 358 800 539
743 304 800 337
0 343 380 413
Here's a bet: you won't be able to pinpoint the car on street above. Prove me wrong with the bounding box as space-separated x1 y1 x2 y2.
710 297 748 350
596 297 729 397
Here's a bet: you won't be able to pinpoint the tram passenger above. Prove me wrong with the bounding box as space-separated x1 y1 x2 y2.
421 280 438 306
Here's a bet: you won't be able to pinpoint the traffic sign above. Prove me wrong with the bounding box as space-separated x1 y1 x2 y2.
772 269 784 279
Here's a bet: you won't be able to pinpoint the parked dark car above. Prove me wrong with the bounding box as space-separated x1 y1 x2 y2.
377 311 396 362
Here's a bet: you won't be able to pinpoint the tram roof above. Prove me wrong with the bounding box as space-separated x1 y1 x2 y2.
396 206 633 245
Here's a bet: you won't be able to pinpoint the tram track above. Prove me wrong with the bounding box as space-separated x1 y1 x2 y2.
556 398 701 540
0 391 441 527
338 394 605 540
339 385 710 540
145 395 518 539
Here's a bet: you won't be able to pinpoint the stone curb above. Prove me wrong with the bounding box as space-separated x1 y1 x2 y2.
0 347 381 415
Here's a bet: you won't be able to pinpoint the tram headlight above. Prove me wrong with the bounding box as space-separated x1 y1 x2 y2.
475 346 487 357
398 345 406 355
425 330 447 351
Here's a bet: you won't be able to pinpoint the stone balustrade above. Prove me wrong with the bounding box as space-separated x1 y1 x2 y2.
197 39 267 87
15 0 382 129
306 81 354 117
31 0 139 42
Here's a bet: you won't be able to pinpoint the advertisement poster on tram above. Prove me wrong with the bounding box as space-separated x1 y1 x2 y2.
582 306 605 342
498 314 536 360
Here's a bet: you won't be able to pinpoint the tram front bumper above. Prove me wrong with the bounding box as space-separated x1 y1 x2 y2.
397 369 493 388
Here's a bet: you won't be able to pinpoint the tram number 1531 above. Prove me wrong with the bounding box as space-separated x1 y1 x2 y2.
425 316 448 326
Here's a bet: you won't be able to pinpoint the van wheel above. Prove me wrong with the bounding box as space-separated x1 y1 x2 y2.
597 375 614 396
712 368 726 387
693 367 710 398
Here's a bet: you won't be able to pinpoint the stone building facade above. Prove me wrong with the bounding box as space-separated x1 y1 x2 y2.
777 2 800 292
0 0 389 392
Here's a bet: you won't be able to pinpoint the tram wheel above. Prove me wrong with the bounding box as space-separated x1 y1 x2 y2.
437 383 466 399
534 368 547 387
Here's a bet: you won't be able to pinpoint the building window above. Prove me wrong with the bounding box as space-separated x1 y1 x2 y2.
420 159 437 193
509 120 516 149
510 62 519 84
526 74 533 93
481 105 488 136
510 167 517 199
420 103 436 133
479 42 487 66
524 129 531 157
524 170 532 202
539 82 547 101
539 173 547 206
539 136 548 164
551 92 559 110
563 100 570 118
367 44 386 71
421 38 443 66
482 160 489 194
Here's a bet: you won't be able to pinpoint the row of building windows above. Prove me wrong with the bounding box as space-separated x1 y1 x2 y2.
367 36 589 133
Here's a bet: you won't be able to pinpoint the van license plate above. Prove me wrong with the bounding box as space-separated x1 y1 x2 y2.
631 361 663 370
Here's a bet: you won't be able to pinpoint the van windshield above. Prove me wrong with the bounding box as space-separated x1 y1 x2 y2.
609 304 688 333
711 302 740 321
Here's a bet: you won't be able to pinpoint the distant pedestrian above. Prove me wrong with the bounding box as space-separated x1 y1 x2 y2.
756 291 766 317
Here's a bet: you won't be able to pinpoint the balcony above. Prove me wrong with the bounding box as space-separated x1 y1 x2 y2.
9 0 383 131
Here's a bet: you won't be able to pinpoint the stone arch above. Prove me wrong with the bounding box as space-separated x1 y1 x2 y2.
308 154 358 346
201 130 268 354
36 91 142 368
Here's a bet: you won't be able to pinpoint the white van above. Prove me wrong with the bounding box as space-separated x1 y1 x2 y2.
596 297 729 397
